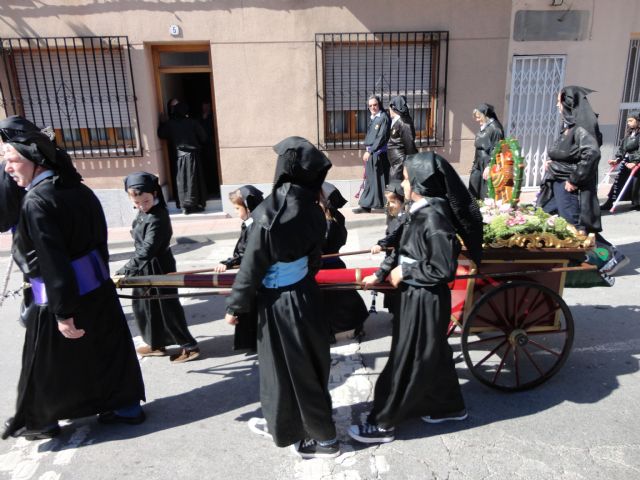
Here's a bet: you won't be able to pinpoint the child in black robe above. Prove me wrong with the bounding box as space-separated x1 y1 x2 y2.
213 185 263 351
350 152 483 443
319 182 368 339
370 181 406 319
225 137 339 459
117 172 199 363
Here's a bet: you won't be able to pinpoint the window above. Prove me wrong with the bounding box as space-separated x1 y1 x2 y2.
617 38 640 142
0 36 141 158
315 31 448 150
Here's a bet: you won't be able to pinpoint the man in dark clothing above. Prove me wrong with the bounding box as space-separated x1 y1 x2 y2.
157 102 208 214
387 95 418 181
1 116 146 441
354 95 390 213
224 136 339 459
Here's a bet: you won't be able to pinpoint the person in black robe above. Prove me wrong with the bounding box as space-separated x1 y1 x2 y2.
350 151 483 444
600 110 640 211
224 136 339 459
198 101 220 197
387 96 418 181
116 172 200 363
163 98 181 206
369 181 407 319
157 102 208 214
1 117 145 441
353 95 390 213
319 182 369 339
468 103 504 200
537 86 630 275
214 185 264 352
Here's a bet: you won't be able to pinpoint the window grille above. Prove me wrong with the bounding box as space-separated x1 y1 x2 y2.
315 31 448 150
0 36 141 158
617 38 640 142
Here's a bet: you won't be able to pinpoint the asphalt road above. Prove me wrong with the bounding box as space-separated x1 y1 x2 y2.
0 206 639 480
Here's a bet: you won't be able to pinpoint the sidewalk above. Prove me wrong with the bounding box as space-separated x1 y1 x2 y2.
0 187 609 254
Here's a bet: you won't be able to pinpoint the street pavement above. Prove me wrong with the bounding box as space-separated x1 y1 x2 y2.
0 202 639 480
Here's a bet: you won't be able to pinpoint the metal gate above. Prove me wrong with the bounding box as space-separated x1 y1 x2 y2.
506 55 566 189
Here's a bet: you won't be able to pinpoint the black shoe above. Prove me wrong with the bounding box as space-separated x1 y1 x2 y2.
20 424 61 441
421 408 468 424
98 410 146 425
352 207 371 214
290 438 340 459
348 423 395 443
600 199 614 211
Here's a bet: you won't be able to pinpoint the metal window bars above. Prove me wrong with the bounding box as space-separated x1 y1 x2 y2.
315 31 449 150
0 36 141 158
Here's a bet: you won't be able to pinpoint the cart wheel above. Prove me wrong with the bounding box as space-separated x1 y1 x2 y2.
461 280 574 391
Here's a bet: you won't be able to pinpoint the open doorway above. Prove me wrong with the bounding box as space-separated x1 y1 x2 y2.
152 45 220 202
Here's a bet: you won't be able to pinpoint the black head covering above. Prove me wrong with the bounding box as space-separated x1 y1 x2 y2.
385 181 405 200
0 115 41 142
238 185 264 212
124 171 166 207
559 86 602 145
390 95 410 116
174 102 189 118
321 182 347 209
628 110 640 122
0 116 82 186
272 136 331 191
475 103 504 132
254 137 331 231
0 161 25 232
405 152 483 265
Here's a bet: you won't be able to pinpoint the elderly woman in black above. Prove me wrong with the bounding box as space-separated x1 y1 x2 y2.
600 110 640 211
468 103 504 200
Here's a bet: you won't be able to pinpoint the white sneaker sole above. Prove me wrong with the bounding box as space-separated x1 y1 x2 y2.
289 442 341 459
248 417 272 440
604 256 630 276
421 412 468 424
347 425 394 444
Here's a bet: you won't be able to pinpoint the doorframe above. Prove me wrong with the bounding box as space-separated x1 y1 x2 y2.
150 43 220 197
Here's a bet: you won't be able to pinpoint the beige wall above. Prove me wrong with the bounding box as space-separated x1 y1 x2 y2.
0 0 511 194
507 0 640 134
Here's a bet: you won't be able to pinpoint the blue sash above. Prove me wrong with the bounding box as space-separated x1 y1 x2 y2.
30 249 110 305
262 256 308 289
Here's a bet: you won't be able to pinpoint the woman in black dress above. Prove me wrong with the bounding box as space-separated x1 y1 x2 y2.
468 103 504 200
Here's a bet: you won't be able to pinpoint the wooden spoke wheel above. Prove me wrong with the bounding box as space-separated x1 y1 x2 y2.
461 280 574 391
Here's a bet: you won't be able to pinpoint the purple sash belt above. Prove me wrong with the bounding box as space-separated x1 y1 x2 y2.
30 249 109 305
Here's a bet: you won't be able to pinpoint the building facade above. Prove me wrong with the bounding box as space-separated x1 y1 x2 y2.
0 0 638 223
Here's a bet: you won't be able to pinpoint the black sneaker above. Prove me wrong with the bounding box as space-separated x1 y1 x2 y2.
290 438 340 459
421 409 468 424
348 423 395 443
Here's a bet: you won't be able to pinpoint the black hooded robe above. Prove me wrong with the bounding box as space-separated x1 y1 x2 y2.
226 183 336 447
6 178 145 435
387 116 418 181
220 218 259 351
538 126 602 233
606 131 640 207
359 113 390 209
320 210 369 334
118 204 197 349
158 113 208 211
469 119 504 200
368 198 465 428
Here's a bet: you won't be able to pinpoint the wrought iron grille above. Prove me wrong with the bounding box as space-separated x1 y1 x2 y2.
315 31 448 150
0 36 141 158
506 55 566 189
